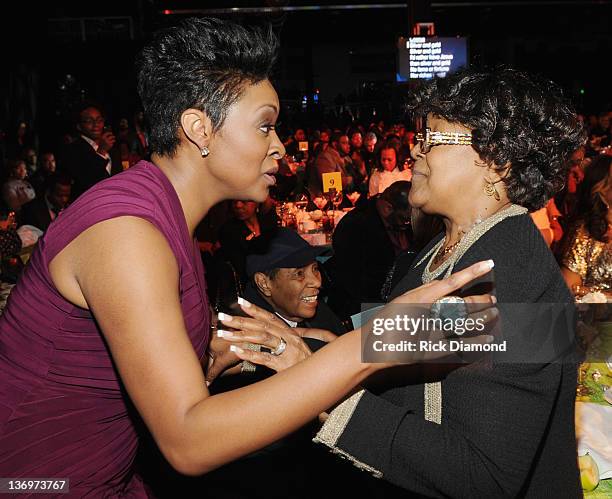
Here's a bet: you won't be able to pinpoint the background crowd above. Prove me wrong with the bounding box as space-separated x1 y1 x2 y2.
1 104 610 319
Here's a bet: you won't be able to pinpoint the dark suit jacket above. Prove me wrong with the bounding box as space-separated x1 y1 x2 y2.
324 197 399 320
59 136 122 200
20 197 53 232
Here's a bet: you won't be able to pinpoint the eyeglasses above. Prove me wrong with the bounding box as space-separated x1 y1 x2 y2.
81 117 105 125
415 127 472 154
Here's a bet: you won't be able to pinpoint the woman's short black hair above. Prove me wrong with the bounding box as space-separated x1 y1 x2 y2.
137 17 279 157
406 67 586 211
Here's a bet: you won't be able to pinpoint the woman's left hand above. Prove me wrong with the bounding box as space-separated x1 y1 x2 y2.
205 325 242 385
217 300 314 372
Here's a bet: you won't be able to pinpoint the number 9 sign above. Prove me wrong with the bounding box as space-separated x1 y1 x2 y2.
322 172 342 193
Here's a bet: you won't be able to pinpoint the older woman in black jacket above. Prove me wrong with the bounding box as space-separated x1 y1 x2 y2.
312 67 586 498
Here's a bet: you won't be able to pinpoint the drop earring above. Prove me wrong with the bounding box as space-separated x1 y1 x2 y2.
200 146 210 158
484 178 500 201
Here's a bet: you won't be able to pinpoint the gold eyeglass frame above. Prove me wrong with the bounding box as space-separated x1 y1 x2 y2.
416 127 473 153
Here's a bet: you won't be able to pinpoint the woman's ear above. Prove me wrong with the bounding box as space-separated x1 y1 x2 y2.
254 273 272 297
180 108 213 152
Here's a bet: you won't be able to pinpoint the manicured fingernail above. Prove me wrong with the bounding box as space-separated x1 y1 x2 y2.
230 345 244 353
491 295 497 304
237 297 251 307
484 335 494 343
218 312 233 322
484 259 494 270
217 329 233 338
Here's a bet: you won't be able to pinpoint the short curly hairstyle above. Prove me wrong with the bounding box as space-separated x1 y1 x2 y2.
137 17 278 157
406 67 586 211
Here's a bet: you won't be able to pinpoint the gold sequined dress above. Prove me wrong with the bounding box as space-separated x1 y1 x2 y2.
562 222 612 290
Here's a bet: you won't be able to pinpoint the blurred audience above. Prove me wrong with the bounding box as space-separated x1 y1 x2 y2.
311 132 354 194
560 154 611 293
30 151 57 198
1 159 36 214
217 199 278 284
324 181 414 321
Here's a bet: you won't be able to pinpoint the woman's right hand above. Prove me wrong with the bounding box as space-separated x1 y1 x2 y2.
388 260 496 309
363 259 498 365
216 303 314 372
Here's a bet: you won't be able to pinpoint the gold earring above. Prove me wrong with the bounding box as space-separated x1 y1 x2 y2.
484 178 500 201
200 146 210 158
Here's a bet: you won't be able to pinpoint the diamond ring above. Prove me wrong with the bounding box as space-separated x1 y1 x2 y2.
430 296 469 333
271 337 287 356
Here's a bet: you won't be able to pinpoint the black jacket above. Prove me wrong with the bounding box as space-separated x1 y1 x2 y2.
20 197 53 232
325 197 401 320
59 137 122 200
204 282 347 498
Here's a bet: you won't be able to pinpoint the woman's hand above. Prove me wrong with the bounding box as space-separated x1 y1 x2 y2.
216 301 314 372
361 260 499 366
204 319 241 385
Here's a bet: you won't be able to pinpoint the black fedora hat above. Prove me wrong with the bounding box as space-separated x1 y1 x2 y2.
246 228 327 277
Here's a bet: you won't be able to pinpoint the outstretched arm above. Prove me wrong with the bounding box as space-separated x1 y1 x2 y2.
49 215 495 476
49 216 375 475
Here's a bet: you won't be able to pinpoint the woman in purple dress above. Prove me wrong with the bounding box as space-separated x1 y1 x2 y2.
0 18 495 496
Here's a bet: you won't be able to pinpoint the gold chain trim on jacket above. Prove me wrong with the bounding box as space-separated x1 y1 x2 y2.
313 390 383 476
419 204 527 423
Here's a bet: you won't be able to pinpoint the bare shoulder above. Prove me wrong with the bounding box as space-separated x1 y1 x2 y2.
49 216 177 310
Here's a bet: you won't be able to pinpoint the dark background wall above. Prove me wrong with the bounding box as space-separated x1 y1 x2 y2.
2 1 611 150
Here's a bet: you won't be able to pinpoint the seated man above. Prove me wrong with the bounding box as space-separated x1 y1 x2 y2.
21 174 72 232
244 227 345 334
201 228 350 498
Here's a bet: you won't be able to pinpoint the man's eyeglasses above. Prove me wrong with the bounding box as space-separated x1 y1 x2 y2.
415 127 472 154
81 117 105 125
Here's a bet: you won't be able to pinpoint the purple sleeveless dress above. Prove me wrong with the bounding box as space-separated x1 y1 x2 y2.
0 161 210 497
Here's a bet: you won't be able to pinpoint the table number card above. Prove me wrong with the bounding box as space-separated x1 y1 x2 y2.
322 172 342 193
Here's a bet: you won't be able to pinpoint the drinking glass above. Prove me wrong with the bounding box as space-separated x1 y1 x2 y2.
313 195 328 211
274 202 285 226
294 193 309 211
346 191 361 207
330 190 343 210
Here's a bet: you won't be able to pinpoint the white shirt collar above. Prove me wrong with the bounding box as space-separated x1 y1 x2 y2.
81 134 111 174
275 312 298 328
80 134 98 151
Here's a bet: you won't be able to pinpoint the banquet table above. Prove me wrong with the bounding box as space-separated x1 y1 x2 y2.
295 208 349 247
576 312 612 497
